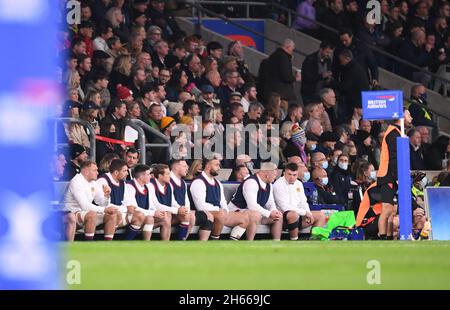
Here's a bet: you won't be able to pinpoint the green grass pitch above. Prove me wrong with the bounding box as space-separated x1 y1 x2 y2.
65 241 450 290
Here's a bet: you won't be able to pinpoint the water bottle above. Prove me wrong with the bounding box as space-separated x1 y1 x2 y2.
312 189 318 205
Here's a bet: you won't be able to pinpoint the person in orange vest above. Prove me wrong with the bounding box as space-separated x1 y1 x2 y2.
357 109 413 240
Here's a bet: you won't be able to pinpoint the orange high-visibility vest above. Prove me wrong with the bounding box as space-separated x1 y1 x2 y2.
356 182 383 227
377 124 401 178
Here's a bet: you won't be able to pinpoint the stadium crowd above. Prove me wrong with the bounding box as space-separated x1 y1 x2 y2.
53 0 450 241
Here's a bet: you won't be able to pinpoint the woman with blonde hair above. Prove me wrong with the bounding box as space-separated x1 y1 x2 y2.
109 54 132 95
185 159 203 181
65 70 85 101
105 6 129 43
98 153 120 175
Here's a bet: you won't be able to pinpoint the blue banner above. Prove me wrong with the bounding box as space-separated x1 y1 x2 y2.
0 0 61 289
397 137 412 240
426 187 450 240
197 18 265 52
362 90 404 120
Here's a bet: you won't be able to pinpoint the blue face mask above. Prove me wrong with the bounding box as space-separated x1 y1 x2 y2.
322 161 329 170
419 93 427 102
302 172 311 182
310 143 316 151
322 177 329 186
338 162 348 170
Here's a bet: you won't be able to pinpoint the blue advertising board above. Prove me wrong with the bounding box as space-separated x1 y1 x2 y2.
197 18 265 52
362 90 404 120
425 187 450 240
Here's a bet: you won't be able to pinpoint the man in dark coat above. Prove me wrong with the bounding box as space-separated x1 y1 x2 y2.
301 40 335 103
264 39 301 104
336 49 370 121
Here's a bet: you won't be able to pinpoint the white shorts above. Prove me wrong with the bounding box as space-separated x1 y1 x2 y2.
76 211 104 227
227 203 248 213
118 212 133 227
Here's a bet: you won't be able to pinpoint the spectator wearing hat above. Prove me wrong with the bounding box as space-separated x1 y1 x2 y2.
69 101 101 151
316 131 339 156
198 84 217 118
282 123 308 164
353 129 376 167
91 50 112 77
116 84 134 103
62 144 88 181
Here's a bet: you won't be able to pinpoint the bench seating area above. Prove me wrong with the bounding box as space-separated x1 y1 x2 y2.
53 180 346 238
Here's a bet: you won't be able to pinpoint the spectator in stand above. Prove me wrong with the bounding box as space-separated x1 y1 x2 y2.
227 40 253 84
311 167 344 204
152 40 170 69
407 84 436 128
93 23 114 52
77 54 92 93
77 21 95 58
101 100 127 140
69 101 100 152
105 7 130 44
293 0 318 37
319 88 338 128
301 40 335 103
147 0 183 42
318 0 347 41
240 83 258 113
333 29 379 86
109 54 132 96
66 70 85 102
408 128 426 170
264 39 301 110
329 154 352 204
128 68 146 99
336 49 370 121
105 36 123 73
62 143 89 181
217 70 241 108
71 37 87 58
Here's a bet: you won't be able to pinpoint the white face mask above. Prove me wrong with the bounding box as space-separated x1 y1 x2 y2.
321 161 329 170
302 171 311 182
338 162 348 170
322 177 329 186
421 176 428 188
370 170 377 181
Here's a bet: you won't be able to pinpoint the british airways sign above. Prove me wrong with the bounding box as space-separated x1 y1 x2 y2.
362 90 404 120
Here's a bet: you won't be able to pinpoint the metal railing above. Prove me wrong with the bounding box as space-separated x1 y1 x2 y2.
185 0 450 91
125 119 171 164
188 1 266 19
53 117 96 161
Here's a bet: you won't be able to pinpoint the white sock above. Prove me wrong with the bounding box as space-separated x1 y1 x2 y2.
230 226 246 240
290 237 298 241
143 224 154 232
273 239 281 241
131 224 141 231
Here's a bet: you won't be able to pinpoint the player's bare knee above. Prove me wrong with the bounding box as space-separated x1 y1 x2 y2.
249 210 262 223
65 213 77 225
84 211 97 223
286 211 298 223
